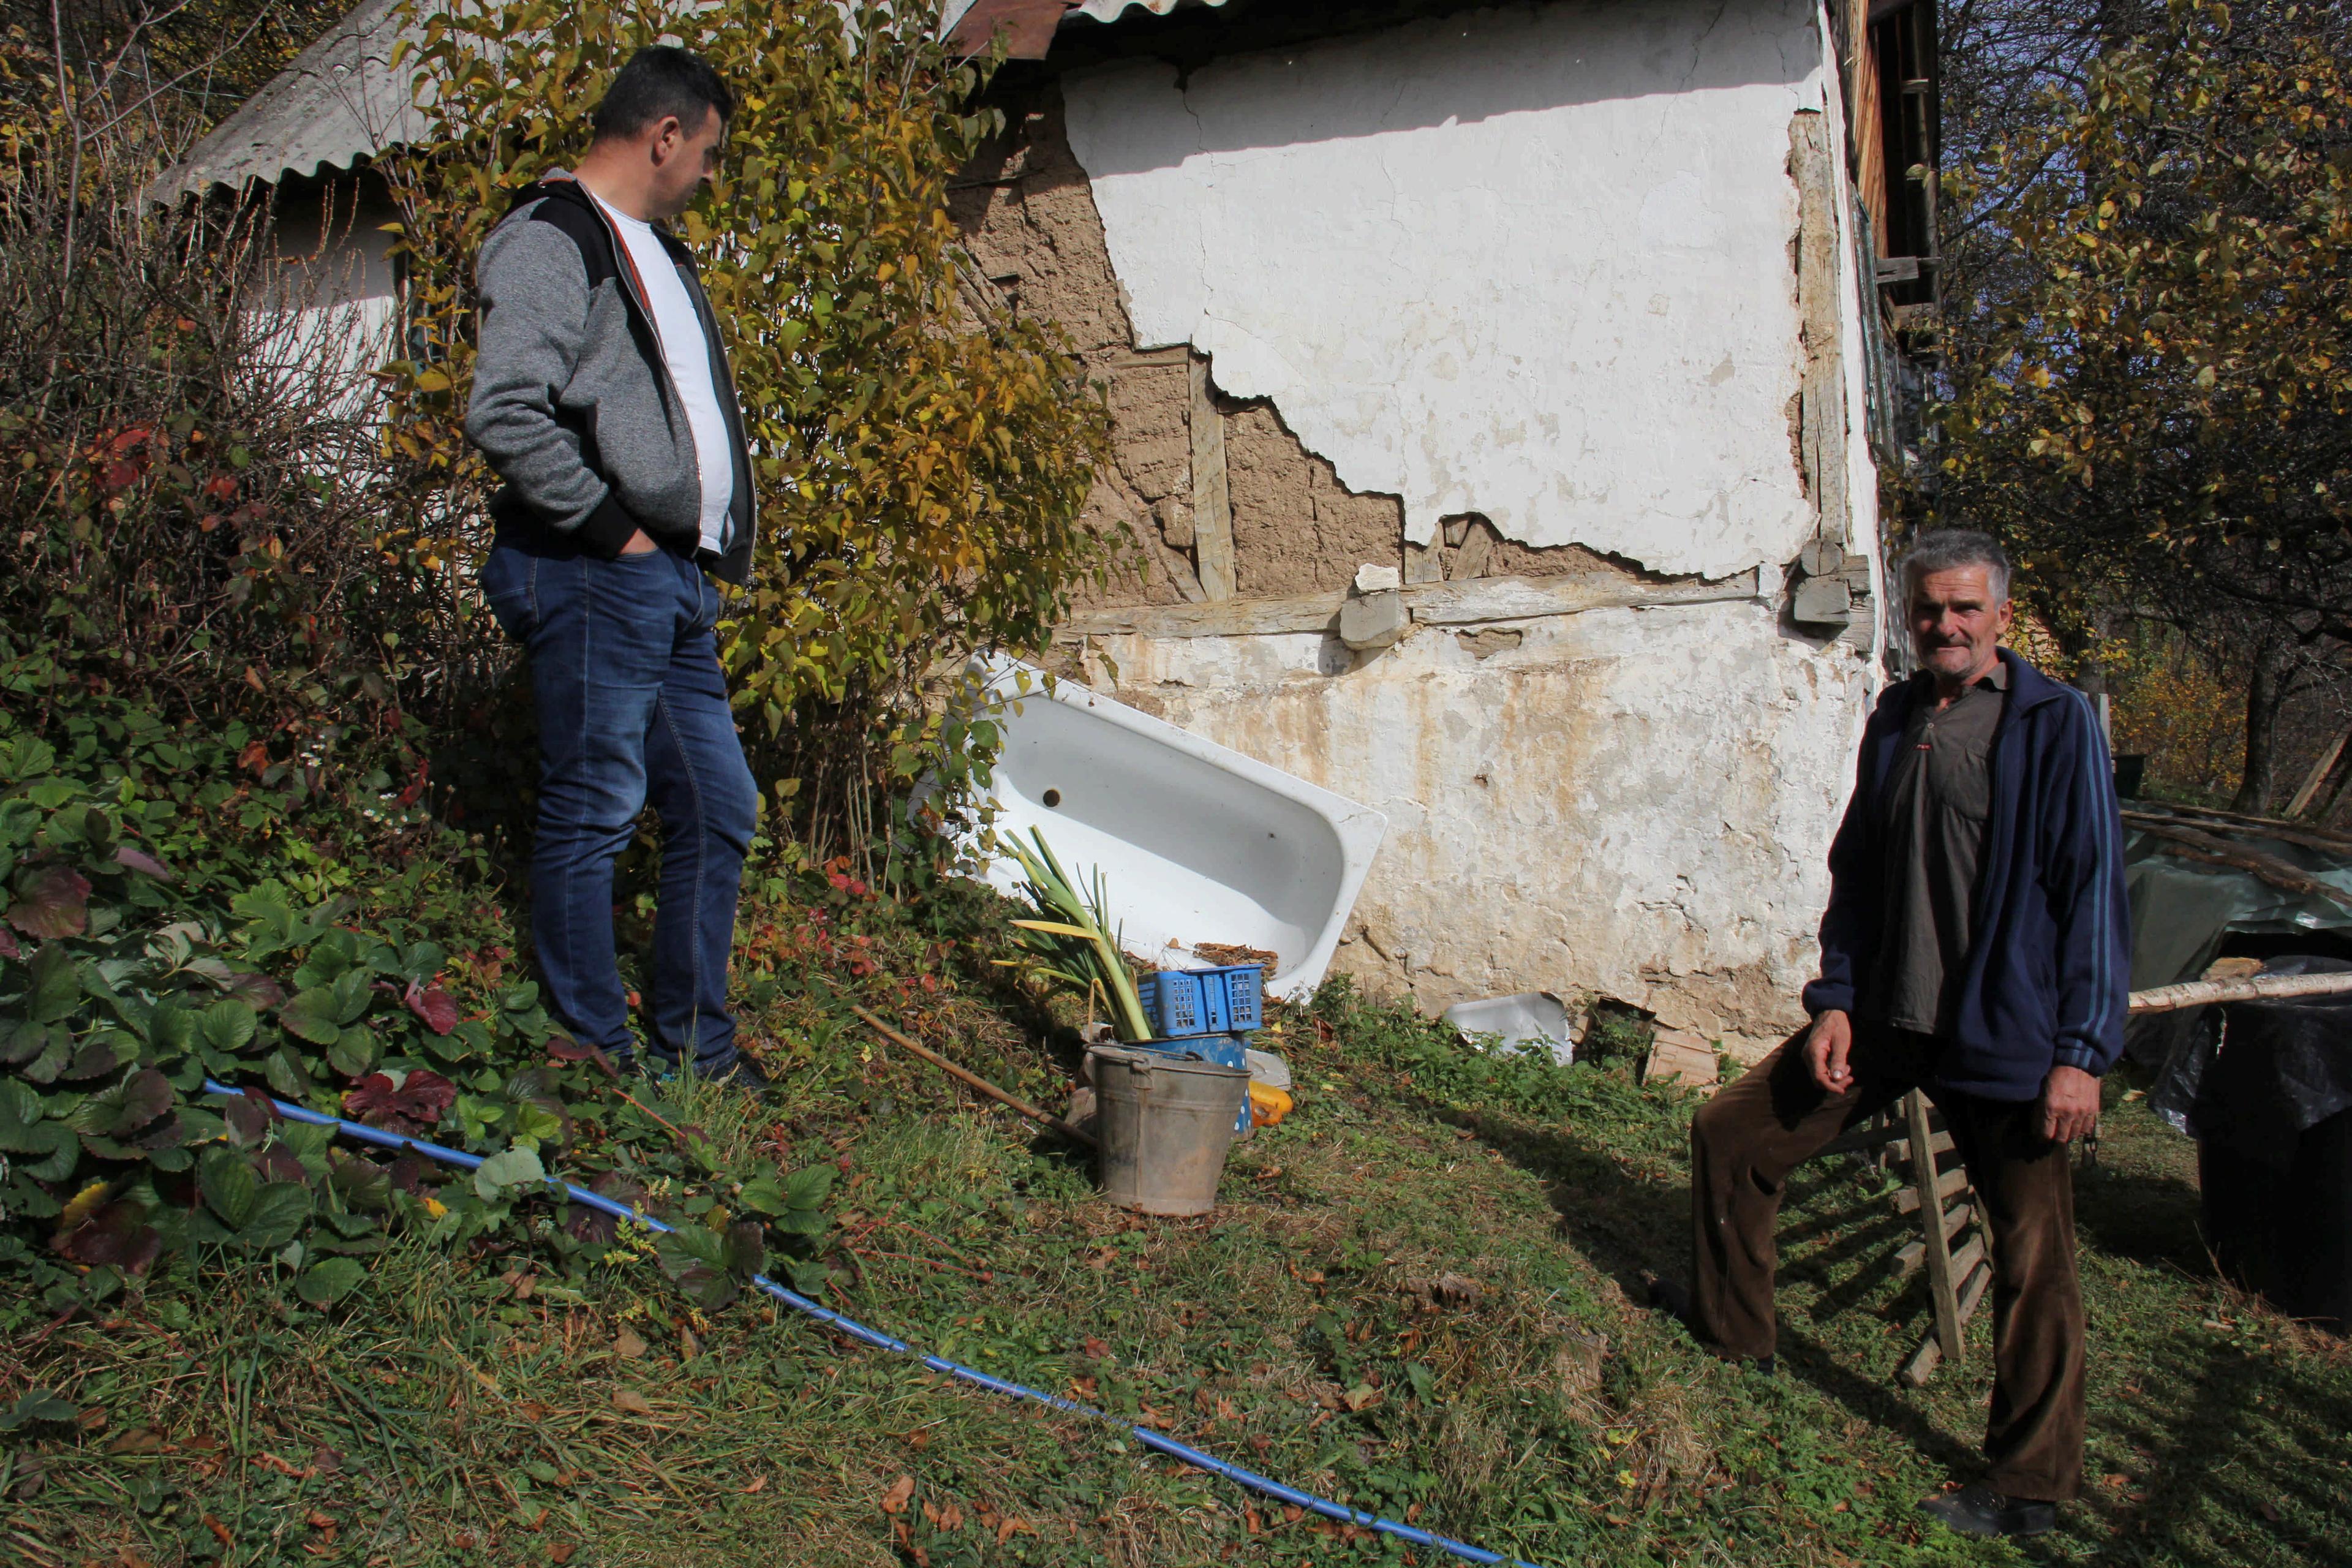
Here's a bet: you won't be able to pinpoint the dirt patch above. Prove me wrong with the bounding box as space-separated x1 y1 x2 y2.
1457 627 1523 660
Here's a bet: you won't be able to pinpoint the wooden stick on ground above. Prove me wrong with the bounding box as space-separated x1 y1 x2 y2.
2127 971 2352 1016
851 1006 1099 1151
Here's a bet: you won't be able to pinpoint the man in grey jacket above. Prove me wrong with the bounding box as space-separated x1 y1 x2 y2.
465 46 765 1087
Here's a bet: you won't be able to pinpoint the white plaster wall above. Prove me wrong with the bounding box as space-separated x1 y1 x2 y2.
1088 602 1872 1048
251 179 400 413
1063 0 1826 576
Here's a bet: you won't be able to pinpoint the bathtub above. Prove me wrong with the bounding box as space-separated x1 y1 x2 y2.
957 661 1386 999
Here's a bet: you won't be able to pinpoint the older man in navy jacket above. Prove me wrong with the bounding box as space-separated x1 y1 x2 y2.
1665 529 2127 1539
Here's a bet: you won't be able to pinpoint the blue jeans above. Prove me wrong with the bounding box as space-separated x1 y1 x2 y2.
479 544 756 1071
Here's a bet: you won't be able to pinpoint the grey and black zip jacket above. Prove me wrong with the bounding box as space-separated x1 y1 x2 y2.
464 172 756 584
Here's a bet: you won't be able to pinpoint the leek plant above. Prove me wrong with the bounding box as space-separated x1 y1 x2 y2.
998 827 1152 1042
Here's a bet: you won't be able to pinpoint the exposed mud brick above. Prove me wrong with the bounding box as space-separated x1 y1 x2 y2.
951 109 1129 356
952 91 1196 516
956 86 1412 606
1069 478 1189 610
1101 364 1193 503
1225 405 1402 597
1457 627 1524 660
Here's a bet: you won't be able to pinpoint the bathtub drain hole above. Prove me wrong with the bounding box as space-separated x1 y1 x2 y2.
1042 789 1062 809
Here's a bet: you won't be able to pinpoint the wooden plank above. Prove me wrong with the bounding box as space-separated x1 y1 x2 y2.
1895 1202 1975 1276
1063 595 1342 641
1099 346 1191 370
1061 568 1763 641
1822 1112 1943 1158
1946 1234 1986 1288
1892 1163 1968 1212
1153 539 1207 605
1905 1090 1966 1363
1954 1258 1992 1326
1188 359 1235 601
1451 518 1496 581
1789 108 1850 550
1403 568 1759 628
2124 801 2352 853
2286 726 2352 818
1898 1334 1941 1388
1882 1130 1955 1165
2127 818 2352 908
1820 1118 1907 1157
1642 1030 1720 1092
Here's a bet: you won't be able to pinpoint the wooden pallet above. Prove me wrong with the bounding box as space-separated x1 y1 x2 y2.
1821 1090 1989 1385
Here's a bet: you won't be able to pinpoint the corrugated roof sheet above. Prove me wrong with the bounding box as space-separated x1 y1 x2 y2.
148 0 430 204
153 0 1245 203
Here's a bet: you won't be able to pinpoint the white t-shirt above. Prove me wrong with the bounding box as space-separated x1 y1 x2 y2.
591 193 733 555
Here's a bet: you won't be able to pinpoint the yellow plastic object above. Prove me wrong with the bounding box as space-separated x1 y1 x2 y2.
1249 1082 1294 1128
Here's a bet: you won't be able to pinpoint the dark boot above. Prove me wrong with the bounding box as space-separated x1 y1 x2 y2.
1644 1275 1774 1377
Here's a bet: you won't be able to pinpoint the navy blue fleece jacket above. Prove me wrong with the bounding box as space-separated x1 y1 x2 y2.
1802 649 2130 1100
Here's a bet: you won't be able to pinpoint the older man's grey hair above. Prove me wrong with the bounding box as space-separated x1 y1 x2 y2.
1900 529 2012 603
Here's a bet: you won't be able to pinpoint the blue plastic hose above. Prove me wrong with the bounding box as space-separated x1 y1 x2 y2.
203 1080 1545 1567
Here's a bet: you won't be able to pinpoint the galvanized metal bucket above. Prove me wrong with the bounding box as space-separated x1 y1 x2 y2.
1090 1046 1250 1216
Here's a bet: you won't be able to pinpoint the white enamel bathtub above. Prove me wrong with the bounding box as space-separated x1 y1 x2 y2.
959 662 1385 999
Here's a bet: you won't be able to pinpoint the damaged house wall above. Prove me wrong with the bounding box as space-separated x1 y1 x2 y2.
957 0 1887 1050
1063 0 1827 574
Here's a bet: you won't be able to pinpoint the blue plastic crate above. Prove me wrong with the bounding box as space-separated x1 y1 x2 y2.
1139 964 1264 1038
1138 970 1208 1037
1211 964 1264 1033
1131 1033 1251 1136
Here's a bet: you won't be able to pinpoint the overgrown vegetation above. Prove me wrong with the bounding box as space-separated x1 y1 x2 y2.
0 0 1112 1345
11 915 2348 1566
1931 0 2352 813
384 0 1120 867
0 642 840 1324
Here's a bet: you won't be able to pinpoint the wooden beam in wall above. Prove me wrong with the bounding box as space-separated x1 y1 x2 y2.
1189 358 1237 601
1060 568 1763 641
1791 110 1852 551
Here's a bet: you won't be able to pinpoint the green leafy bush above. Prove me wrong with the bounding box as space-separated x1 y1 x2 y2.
0 644 835 1320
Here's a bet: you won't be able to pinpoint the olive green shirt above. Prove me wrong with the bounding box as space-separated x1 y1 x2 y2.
1861 660 2009 1037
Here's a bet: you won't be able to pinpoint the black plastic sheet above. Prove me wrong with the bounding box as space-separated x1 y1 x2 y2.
2165 956 2352 1167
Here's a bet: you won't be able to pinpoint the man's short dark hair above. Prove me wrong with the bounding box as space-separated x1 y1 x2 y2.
591 47 734 143
1900 528 2012 601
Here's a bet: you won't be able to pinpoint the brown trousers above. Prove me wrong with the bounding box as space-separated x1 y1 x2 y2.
1689 1022 2087 1501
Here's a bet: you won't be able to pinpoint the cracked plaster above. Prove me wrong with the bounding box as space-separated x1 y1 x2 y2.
1062 0 1828 576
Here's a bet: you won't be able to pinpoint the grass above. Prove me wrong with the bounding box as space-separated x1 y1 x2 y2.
6 893 2350 1568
